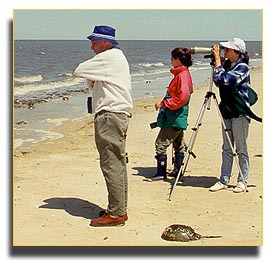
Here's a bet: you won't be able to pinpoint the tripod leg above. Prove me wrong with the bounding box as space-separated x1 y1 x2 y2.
168 94 210 201
212 95 247 188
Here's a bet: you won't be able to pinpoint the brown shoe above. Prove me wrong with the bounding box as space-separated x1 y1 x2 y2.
99 210 128 221
90 213 126 227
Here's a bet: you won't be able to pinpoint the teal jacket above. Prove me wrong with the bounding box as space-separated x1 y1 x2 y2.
157 93 190 130
156 66 193 130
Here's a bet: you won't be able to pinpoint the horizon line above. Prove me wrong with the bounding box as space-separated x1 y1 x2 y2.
14 39 263 41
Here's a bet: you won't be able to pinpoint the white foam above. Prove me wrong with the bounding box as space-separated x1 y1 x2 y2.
14 74 43 83
14 78 85 96
34 129 64 140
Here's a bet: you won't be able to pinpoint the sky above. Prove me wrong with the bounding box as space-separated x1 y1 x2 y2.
13 9 262 41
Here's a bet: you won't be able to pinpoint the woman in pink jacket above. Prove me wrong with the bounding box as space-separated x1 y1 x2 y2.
151 47 194 181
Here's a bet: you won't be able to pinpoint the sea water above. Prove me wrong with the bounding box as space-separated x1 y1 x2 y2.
14 40 262 149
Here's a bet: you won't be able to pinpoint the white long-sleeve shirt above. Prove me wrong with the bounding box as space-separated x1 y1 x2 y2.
74 48 133 116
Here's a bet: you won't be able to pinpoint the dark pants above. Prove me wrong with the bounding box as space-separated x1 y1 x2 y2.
155 127 185 155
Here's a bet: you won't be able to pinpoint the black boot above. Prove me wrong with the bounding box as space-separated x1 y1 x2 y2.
151 154 167 181
168 152 184 178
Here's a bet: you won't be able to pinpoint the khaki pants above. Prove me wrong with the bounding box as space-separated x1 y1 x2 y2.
94 111 129 216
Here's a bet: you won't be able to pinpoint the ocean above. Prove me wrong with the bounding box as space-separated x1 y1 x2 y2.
14 40 262 149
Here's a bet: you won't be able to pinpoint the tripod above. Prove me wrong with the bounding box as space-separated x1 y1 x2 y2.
168 66 247 201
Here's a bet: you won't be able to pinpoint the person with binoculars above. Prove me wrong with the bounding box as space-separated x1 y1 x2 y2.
151 47 194 181
209 38 252 193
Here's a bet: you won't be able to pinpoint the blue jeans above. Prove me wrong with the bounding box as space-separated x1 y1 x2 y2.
220 116 250 185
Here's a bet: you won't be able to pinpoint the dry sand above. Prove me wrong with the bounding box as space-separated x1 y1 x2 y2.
13 68 263 247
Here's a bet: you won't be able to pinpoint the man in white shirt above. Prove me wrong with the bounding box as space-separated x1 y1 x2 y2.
74 25 132 227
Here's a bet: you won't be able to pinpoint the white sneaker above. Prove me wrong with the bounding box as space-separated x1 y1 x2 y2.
233 182 247 193
209 181 228 192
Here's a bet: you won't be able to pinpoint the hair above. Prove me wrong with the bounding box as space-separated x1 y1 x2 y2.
241 52 250 65
171 47 193 67
233 50 250 65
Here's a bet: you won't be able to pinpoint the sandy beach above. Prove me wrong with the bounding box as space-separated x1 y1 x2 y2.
13 68 263 247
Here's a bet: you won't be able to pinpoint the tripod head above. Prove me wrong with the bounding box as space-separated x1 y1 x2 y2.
204 53 215 67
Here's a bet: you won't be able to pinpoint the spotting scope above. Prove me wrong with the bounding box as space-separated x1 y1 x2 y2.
190 47 212 54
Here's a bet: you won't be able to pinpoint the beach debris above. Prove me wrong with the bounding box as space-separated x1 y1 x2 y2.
16 120 28 125
14 87 91 109
28 104 35 110
161 224 222 242
38 99 49 103
27 101 35 110
14 99 27 108
20 150 31 155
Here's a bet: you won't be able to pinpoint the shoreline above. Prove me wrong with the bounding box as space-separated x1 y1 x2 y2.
13 76 174 150
13 67 263 246
14 66 262 151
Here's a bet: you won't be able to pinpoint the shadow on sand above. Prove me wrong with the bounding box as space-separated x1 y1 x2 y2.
39 197 103 219
132 166 219 188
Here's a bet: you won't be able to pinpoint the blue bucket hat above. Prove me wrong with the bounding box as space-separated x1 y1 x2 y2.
87 25 119 45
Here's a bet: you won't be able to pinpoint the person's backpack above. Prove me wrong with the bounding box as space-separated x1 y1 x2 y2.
248 84 258 106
